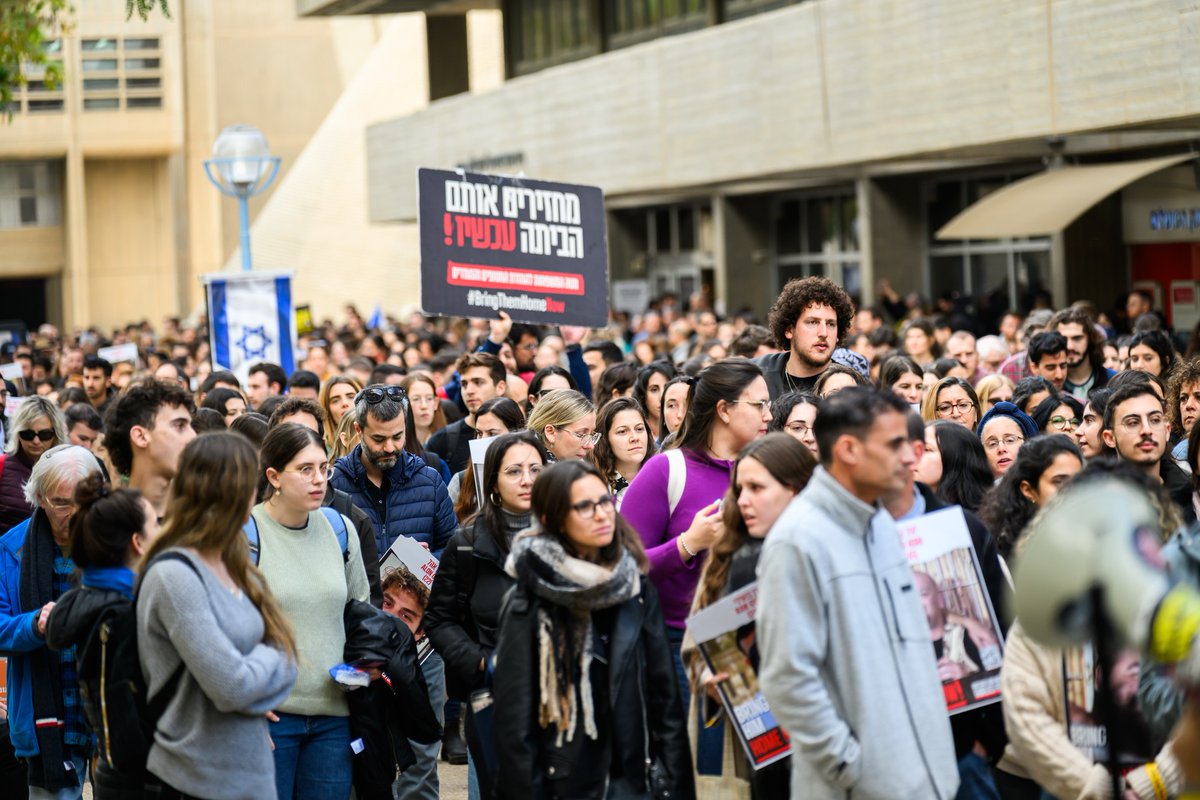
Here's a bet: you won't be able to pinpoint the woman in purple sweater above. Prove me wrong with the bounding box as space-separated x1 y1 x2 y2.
621 358 770 769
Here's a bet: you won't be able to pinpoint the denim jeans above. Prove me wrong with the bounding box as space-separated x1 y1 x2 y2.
25 753 87 800
955 752 1000 800
665 625 724 776
271 713 352 800
392 652 444 800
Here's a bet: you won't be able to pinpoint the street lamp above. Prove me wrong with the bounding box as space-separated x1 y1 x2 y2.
203 124 281 272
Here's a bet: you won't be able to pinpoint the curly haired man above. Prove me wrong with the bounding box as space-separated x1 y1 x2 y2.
757 276 856 398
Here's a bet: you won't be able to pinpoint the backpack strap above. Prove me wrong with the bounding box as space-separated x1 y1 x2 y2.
443 421 463 466
137 552 202 727
665 448 687 517
243 508 350 568
455 522 481 633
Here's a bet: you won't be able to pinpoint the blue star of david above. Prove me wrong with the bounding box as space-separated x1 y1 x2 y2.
236 325 272 360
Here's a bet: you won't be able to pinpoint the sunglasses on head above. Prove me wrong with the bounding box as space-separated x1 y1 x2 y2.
357 385 406 405
19 428 55 443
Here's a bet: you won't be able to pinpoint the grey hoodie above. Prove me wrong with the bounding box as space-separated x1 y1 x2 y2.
757 467 959 800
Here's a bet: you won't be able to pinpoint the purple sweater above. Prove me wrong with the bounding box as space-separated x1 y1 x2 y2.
621 448 734 629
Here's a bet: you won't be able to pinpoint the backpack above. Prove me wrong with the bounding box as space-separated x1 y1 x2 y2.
80 552 199 777
446 521 482 702
243 506 350 567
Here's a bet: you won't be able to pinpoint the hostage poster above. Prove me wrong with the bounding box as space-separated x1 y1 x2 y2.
896 506 1005 715
686 582 791 769
417 168 609 327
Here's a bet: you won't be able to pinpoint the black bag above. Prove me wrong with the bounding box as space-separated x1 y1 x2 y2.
76 553 198 778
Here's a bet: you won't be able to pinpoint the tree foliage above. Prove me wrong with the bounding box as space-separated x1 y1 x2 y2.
1 0 170 118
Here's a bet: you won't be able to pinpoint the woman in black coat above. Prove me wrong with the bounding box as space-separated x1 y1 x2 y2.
492 460 694 800
424 431 548 796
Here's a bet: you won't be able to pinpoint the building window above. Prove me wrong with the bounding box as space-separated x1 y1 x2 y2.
773 190 861 299
8 40 64 114
606 0 708 50
80 36 163 111
0 162 63 229
507 0 598 77
926 171 1051 319
724 0 803 22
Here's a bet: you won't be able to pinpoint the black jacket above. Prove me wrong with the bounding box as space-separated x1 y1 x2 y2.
424 520 514 700
325 485 382 606
492 575 695 800
342 600 441 800
45 584 144 800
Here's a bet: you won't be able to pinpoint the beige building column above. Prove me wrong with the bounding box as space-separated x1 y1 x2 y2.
62 149 89 331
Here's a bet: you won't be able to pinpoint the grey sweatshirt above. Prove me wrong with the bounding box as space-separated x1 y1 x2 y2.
137 549 298 800
757 467 959 800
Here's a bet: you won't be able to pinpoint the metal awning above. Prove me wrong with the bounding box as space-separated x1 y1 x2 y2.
935 153 1196 239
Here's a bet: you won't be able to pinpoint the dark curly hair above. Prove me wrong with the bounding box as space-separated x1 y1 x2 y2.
767 277 855 352
979 435 1083 558
1168 356 1200 436
104 378 195 476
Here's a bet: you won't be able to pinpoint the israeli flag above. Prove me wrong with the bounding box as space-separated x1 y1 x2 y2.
203 271 297 384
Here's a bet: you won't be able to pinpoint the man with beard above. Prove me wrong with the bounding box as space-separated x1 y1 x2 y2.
1050 308 1113 400
756 276 856 398
331 384 457 559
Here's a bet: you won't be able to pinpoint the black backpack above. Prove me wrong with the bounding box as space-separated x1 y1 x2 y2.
76 552 199 777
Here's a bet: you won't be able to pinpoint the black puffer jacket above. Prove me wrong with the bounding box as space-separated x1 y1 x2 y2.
424 519 514 700
493 575 695 800
45 583 144 800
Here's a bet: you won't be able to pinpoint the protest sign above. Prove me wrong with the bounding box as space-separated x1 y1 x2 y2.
612 280 650 315
468 434 499 502
896 506 1004 715
0 362 23 385
418 168 609 327
379 536 439 591
97 342 139 365
687 582 791 769
1063 643 1153 767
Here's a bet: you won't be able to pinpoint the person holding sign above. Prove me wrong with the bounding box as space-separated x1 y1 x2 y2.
757 387 959 800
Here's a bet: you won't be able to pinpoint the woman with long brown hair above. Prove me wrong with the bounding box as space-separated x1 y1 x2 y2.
493 460 693 799
590 396 654 510
136 432 298 799
686 433 814 799
402 372 447 445
319 375 363 451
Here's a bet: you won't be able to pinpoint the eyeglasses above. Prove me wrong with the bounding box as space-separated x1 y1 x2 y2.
785 422 812 436
571 495 615 519
44 497 75 512
283 463 333 481
730 399 772 414
19 428 55 443
936 401 975 417
502 465 543 481
357 386 406 405
1048 416 1081 431
408 395 438 407
556 426 601 445
982 434 1024 452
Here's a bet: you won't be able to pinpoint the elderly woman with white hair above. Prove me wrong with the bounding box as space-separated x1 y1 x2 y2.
0 397 69 535
0 444 102 799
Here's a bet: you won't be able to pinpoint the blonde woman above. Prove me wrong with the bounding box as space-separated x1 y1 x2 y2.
329 411 360 461
975 373 1015 411
526 388 597 462
318 375 363 450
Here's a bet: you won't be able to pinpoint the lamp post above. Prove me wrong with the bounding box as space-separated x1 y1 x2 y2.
203 124 281 272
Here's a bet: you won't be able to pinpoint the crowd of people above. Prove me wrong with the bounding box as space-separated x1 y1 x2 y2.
0 275 1198 799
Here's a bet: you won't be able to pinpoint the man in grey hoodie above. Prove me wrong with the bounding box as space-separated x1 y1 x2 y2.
757 387 959 799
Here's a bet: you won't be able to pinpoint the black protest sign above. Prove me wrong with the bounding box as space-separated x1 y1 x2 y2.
418 168 609 327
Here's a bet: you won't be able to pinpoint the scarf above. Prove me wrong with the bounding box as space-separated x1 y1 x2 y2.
81 566 136 599
505 530 640 745
18 509 72 791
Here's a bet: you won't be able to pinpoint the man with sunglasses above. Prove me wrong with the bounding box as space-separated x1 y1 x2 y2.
426 353 507 473
330 383 457 559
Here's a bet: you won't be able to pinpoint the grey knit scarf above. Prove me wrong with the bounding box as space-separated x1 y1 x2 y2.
505 530 640 743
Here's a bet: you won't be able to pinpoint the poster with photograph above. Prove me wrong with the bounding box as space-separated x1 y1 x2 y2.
687 582 791 769
896 506 1005 715
417 168 609 327
379 536 439 590
1062 644 1154 767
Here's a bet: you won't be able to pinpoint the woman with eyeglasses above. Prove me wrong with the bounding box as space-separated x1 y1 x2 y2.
527 388 598 462
622 357 768 773
921 376 983 432
0 396 68 535
451 397 526 522
254 423 370 800
1029 394 1085 438
426 431 548 799
319 374 363 451
976 401 1041 481
767 390 821 458
402 372 447 447
591 397 654 511
492 460 694 800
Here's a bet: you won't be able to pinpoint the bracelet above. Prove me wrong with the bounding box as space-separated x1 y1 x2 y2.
1147 761 1167 800
679 534 698 559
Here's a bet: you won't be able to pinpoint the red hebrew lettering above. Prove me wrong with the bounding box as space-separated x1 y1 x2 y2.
943 680 967 710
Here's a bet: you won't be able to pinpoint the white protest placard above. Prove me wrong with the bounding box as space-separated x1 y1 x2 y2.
379 535 440 590
895 506 1005 715
686 583 791 769
5 395 23 418
97 342 139 365
0 363 23 383
612 280 650 315
468 434 499 502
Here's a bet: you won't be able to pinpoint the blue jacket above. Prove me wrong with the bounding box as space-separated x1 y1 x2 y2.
0 514 59 758
330 446 457 559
